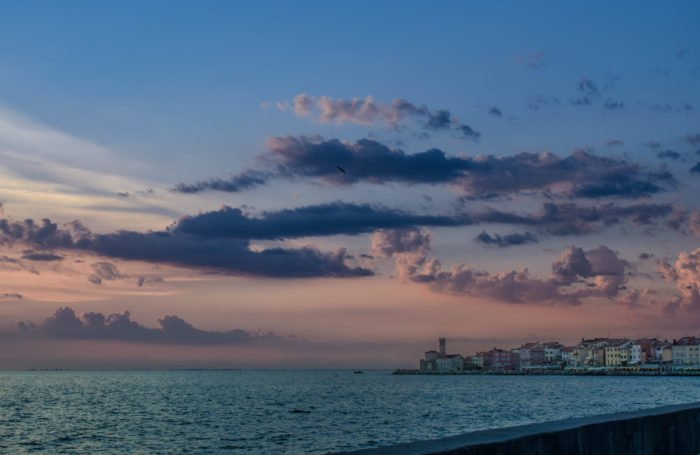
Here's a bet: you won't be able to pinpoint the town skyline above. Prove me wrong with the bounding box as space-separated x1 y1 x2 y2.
415 335 700 374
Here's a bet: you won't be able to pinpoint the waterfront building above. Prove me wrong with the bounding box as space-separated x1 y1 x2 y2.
512 342 537 368
592 346 607 366
436 355 464 371
635 338 662 363
578 338 613 366
672 337 700 365
468 353 487 369
419 338 464 371
630 343 642 365
487 348 518 370
561 346 574 365
544 342 563 364
570 346 590 367
416 334 700 373
659 344 673 363
605 341 632 367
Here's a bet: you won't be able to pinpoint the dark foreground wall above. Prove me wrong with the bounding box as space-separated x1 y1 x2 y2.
335 402 700 455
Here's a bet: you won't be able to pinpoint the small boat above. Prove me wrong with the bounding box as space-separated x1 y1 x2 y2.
353 370 364 374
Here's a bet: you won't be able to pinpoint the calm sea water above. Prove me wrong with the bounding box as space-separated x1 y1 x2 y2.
1 370 700 454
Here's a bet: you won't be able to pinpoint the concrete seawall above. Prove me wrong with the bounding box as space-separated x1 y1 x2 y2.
334 402 700 455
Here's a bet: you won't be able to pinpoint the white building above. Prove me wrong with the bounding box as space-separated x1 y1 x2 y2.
629 344 642 365
672 339 700 365
544 343 562 363
561 347 573 365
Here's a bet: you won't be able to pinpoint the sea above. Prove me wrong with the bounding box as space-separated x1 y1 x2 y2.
1 370 700 454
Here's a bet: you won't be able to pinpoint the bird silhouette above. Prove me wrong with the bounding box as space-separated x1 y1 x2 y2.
337 166 346 174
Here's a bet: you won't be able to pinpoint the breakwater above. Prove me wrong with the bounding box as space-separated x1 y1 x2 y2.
335 401 700 455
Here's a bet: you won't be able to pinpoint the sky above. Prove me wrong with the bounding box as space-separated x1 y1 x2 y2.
1 1 700 368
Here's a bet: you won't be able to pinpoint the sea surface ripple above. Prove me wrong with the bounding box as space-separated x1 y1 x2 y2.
1 370 700 454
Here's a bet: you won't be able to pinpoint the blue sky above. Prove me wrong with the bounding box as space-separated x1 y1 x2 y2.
1 0 697 177
0 1 700 367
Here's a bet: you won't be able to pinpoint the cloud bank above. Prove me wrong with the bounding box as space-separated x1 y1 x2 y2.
0 216 372 278
175 136 675 201
18 307 295 346
373 228 635 306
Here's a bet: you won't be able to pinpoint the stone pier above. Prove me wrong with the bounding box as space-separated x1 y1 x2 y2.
334 402 700 455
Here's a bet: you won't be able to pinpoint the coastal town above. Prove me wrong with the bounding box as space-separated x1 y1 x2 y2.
395 337 700 375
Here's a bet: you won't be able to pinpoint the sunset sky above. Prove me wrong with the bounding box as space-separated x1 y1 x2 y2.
1 1 700 368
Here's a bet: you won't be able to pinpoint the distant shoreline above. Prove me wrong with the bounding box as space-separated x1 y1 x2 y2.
393 368 700 377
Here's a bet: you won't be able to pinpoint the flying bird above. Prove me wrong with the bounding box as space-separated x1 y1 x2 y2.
337 166 346 174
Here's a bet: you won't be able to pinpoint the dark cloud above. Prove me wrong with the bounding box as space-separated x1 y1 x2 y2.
639 252 653 260
644 141 662 150
474 231 538 247
87 232 371 279
569 169 673 199
455 124 481 141
265 136 473 185
278 94 481 141
1 198 681 279
0 198 682 280
18 307 295 346
263 136 674 199
658 150 681 160
0 219 64 246
571 78 601 106
137 275 164 287
425 109 452 130
171 203 467 240
91 262 124 281
551 246 593 279
20 252 64 261
173 200 678 242
0 216 372 279
172 170 271 194
488 107 503 117
690 163 700 174
476 202 676 236
552 246 631 297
